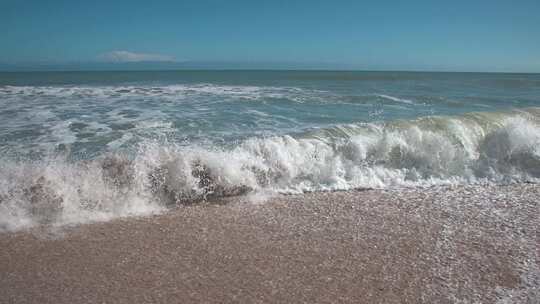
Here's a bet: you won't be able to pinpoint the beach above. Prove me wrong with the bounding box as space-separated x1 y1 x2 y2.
2 0 540 302
1 184 538 303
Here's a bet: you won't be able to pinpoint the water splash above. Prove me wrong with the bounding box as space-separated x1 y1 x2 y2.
1 108 539 231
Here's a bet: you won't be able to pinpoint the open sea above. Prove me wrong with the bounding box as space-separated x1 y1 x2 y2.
1 70 539 231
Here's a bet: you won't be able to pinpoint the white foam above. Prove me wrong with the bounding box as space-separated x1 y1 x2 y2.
1 108 539 232
0 84 329 104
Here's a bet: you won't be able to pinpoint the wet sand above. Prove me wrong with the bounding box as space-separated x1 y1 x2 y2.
1 184 539 303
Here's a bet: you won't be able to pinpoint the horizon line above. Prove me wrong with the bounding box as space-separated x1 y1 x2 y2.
0 68 539 75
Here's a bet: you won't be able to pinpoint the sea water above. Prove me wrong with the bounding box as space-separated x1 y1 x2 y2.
1 70 539 230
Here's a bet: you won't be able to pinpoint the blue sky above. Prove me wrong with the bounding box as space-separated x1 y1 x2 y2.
1 0 539 72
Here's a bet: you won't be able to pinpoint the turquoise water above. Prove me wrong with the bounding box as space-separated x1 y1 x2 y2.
1 71 540 230
1 71 539 157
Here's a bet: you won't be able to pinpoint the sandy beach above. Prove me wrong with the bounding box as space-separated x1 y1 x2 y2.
1 184 538 303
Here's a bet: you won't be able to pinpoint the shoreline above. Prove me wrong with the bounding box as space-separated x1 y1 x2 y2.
1 184 539 303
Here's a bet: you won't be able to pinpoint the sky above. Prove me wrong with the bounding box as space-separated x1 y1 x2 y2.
1 0 539 72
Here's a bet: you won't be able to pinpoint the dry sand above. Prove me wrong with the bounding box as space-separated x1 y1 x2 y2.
1 184 539 303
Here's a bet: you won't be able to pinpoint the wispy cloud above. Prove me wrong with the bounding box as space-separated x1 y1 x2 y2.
99 50 175 62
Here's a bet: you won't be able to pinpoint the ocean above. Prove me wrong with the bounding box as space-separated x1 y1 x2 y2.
1 70 539 231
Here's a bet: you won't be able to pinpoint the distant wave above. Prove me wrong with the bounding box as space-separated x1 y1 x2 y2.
1 107 540 232
0 84 331 103
2 84 422 106
375 94 415 104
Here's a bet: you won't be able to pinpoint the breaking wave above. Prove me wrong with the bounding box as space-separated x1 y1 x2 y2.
1 108 540 231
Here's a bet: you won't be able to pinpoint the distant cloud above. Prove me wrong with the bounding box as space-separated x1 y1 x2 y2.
99 50 175 62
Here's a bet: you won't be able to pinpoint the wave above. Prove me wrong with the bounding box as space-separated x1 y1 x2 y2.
375 94 415 104
0 84 332 103
1 107 540 231
1 84 424 107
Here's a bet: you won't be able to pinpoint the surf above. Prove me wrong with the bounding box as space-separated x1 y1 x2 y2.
1 107 539 231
